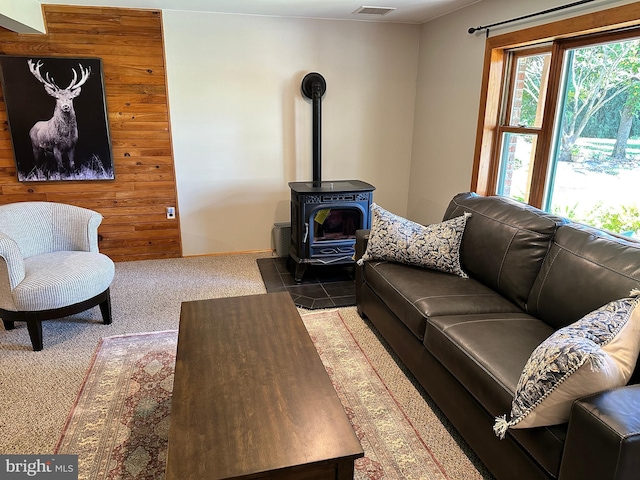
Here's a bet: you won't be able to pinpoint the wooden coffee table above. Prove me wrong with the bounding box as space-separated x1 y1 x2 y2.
166 291 363 479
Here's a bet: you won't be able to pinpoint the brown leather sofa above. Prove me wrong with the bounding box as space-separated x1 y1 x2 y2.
355 192 640 480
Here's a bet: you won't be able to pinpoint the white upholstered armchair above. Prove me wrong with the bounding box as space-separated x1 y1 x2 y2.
0 202 115 351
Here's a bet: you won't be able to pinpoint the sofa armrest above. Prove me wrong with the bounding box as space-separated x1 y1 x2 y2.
559 385 640 480
355 229 370 300
355 229 370 262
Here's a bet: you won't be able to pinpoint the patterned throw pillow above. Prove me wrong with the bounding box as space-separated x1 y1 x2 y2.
356 203 471 278
494 291 640 439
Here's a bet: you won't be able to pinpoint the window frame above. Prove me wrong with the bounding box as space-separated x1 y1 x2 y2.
495 47 551 203
471 2 640 209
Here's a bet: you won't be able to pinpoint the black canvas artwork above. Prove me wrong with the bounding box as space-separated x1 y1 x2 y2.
0 55 114 182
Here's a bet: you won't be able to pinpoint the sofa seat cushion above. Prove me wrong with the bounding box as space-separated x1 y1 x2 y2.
362 260 523 341
14 251 115 311
425 313 566 477
426 313 551 412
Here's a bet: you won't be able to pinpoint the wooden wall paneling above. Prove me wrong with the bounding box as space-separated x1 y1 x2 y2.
0 5 181 262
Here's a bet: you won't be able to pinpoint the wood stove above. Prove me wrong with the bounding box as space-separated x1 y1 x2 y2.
289 180 374 281
288 73 375 282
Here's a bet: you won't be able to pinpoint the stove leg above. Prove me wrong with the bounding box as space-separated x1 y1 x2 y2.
294 263 307 283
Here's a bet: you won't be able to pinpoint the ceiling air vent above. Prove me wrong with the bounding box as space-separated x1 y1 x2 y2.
352 6 396 16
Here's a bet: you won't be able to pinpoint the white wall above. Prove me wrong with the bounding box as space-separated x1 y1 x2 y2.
409 0 640 225
163 12 420 255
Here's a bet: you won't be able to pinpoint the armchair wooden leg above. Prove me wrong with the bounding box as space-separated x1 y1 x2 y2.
2 319 15 330
26 316 43 352
99 289 112 325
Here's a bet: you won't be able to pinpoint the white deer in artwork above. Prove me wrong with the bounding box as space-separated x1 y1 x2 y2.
27 59 91 175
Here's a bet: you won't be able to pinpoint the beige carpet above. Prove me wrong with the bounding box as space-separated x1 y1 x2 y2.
0 252 492 479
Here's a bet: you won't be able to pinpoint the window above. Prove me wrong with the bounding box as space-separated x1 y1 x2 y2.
473 4 640 238
496 50 551 204
545 38 640 236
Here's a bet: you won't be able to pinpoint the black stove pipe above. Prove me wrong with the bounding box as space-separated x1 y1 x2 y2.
301 73 327 184
312 86 322 183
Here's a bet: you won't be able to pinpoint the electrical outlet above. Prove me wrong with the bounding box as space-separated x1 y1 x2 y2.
166 206 176 219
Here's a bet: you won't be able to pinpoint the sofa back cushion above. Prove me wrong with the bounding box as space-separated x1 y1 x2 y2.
443 192 566 311
527 222 640 330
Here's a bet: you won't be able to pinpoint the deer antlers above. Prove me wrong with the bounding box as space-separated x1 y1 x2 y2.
66 63 91 90
27 59 91 92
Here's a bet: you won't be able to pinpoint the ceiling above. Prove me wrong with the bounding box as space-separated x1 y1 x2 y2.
38 0 482 24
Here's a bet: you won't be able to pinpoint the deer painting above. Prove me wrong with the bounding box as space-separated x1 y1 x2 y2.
27 59 91 176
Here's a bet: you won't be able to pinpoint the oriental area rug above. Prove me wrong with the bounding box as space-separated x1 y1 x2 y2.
55 311 448 480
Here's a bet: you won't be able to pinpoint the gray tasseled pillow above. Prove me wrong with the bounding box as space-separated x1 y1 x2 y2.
494 291 640 439
357 203 470 278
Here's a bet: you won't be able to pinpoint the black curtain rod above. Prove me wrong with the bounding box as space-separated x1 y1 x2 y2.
468 0 598 35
